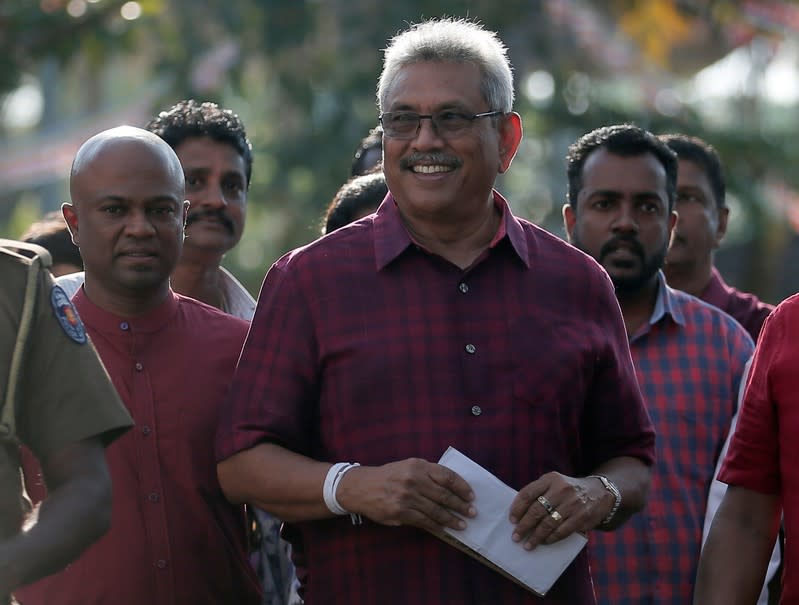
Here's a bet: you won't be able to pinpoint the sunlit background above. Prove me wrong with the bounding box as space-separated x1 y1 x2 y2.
2 0 799 300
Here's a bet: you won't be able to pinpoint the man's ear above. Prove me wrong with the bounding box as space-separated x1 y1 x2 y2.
714 206 729 248
62 203 80 247
498 112 523 174
182 200 191 228
562 202 576 242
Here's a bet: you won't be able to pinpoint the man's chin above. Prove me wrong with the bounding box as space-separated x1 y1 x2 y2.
610 272 656 296
185 229 235 252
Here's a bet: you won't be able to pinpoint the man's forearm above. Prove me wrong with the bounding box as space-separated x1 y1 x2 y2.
694 485 780 605
0 440 112 593
588 456 651 529
218 442 333 521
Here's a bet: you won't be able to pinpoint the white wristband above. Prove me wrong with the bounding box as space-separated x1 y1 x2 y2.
323 462 362 524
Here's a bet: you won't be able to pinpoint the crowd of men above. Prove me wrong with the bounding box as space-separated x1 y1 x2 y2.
1 16 794 605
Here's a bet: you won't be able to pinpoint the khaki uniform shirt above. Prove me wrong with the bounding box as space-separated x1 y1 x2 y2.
0 243 132 603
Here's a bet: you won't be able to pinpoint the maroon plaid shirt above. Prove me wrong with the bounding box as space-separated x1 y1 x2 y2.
217 192 655 605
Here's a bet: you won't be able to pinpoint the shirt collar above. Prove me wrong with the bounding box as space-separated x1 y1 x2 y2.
372 190 530 270
73 286 181 335
699 266 731 310
648 270 686 327
218 267 256 320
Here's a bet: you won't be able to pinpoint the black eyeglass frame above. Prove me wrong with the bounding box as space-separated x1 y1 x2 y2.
378 110 505 140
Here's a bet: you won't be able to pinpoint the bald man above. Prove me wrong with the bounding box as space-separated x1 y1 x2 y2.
17 127 261 605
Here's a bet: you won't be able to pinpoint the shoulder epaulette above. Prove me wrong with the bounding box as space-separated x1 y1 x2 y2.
0 238 52 269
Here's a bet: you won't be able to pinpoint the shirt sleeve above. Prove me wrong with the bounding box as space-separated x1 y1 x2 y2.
217 254 318 461
718 306 785 494
701 358 781 605
17 269 133 460
580 268 656 471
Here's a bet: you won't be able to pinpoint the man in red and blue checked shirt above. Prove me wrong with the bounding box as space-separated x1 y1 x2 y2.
216 18 656 605
563 124 754 605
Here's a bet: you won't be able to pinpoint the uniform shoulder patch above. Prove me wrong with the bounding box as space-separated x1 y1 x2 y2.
50 285 87 344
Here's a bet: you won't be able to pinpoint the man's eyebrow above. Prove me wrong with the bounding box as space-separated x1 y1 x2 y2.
586 190 622 198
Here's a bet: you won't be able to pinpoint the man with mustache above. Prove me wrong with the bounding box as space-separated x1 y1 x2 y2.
16 126 261 605
146 99 298 605
216 19 656 605
563 124 754 605
145 100 257 318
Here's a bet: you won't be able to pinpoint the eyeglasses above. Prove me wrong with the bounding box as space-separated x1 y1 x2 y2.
379 110 505 140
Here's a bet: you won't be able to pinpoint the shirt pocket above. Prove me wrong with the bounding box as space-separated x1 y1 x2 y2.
509 314 594 412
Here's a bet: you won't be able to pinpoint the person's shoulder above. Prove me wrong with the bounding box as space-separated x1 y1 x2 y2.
768 292 799 323
724 283 775 317
0 239 51 272
0 241 55 312
176 293 250 329
515 218 610 280
273 220 375 274
671 287 753 345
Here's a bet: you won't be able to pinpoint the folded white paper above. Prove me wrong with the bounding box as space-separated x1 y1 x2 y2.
437 446 588 596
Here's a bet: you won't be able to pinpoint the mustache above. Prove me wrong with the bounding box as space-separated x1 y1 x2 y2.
399 152 463 170
185 208 235 235
599 235 645 262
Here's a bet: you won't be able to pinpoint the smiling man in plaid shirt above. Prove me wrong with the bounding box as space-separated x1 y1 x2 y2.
216 19 656 605
564 124 754 605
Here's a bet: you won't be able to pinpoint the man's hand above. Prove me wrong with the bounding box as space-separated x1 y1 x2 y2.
509 472 612 550
337 458 475 532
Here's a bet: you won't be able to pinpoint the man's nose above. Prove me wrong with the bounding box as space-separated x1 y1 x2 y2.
412 116 446 148
612 204 638 233
125 210 156 237
194 182 228 210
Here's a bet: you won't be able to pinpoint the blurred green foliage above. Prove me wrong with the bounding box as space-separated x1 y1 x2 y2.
2 0 798 301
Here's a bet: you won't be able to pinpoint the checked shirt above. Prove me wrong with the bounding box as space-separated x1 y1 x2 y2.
217 192 655 605
590 273 753 605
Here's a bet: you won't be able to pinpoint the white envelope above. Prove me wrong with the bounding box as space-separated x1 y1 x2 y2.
437 446 588 596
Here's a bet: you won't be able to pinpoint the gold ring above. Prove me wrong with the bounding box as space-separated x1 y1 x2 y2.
536 495 554 514
550 510 562 522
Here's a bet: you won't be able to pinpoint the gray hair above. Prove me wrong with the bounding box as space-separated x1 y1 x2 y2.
377 18 515 113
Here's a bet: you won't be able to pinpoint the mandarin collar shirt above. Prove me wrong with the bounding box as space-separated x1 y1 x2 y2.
218 191 655 605
590 273 754 605
18 289 261 605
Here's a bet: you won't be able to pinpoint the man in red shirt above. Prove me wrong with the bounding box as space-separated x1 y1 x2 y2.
216 18 655 605
16 127 261 605
694 294 799 604
659 134 773 341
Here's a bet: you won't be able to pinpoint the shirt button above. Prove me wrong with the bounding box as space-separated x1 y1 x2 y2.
155 559 167 569
465 344 476 354
471 405 482 416
119 321 129 331
141 425 151 436
135 362 143 371
459 282 469 293
148 492 159 502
